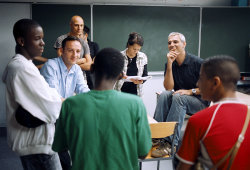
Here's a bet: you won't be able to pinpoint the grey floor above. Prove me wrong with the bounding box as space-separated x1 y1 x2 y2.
0 131 174 170
0 134 23 170
0 121 190 170
0 136 174 170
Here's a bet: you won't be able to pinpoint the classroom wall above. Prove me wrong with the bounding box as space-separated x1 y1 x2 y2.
0 3 31 127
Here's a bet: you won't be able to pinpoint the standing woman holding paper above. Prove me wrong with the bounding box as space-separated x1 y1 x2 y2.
115 32 148 96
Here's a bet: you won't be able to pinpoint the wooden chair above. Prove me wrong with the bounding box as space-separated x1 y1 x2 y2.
139 122 178 170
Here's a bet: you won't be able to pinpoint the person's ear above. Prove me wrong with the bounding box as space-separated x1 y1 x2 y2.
59 48 63 54
17 37 25 47
213 76 221 89
183 41 187 49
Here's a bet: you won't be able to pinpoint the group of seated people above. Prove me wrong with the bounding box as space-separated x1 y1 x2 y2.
2 17 250 170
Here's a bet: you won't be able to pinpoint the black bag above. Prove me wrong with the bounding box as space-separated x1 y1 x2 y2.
15 105 45 128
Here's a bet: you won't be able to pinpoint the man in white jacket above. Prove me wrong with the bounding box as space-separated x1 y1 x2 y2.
2 19 62 170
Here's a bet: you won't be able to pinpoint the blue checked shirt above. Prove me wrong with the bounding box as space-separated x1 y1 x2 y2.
40 57 89 98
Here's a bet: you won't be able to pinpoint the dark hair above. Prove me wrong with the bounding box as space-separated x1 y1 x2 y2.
202 55 240 90
61 36 81 49
126 32 144 47
13 19 41 42
83 25 90 35
92 48 124 80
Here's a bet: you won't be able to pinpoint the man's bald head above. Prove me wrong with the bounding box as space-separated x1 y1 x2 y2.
70 15 84 37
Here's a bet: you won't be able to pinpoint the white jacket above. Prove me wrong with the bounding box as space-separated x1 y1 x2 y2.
2 54 62 156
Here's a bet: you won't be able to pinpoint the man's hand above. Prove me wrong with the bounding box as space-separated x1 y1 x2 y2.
76 58 86 65
173 89 192 96
167 50 180 64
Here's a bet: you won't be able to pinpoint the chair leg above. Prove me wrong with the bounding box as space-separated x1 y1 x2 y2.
139 161 142 170
157 160 160 170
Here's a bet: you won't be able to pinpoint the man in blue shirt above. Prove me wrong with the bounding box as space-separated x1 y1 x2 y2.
40 36 89 99
40 36 89 170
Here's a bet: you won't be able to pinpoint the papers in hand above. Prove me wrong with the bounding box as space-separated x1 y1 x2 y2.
124 76 152 82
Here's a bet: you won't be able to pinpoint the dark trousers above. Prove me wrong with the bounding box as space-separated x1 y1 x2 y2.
20 153 61 170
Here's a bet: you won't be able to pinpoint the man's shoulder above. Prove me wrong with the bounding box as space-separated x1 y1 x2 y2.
190 104 217 124
56 34 68 40
72 63 82 72
40 58 61 74
5 57 25 75
117 91 144 104
186 53 203 63
54 34 68 48
81 40 89 48
44 57 60 67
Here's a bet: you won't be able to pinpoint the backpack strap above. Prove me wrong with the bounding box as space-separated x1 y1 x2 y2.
212 107 250 170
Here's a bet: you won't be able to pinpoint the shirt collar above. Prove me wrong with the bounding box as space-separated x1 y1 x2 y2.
181 52 190 65
173 52 190 66
58 57 76 74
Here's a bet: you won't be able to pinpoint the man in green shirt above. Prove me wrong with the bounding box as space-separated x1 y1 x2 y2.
52 48 152 170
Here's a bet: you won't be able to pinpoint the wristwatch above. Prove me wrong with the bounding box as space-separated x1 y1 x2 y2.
192 88 197 95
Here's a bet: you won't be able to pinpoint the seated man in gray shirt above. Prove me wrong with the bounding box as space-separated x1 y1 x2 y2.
54 15 92 71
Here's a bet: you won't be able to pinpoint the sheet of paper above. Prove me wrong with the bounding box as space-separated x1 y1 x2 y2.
124 76 152 82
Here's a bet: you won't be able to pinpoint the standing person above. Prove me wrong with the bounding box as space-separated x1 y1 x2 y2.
176 55 250 170
115 32 148 97
83 25 99 59
2 19 62 170
54 15 92 71
52 48 152 170
152 32 209 157
82 25 99 89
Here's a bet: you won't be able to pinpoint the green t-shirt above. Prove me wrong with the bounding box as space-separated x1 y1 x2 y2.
53 90 152 170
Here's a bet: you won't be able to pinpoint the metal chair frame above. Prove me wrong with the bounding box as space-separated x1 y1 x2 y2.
139 122 178 170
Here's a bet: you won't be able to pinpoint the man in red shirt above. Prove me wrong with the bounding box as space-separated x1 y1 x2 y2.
176 55 250 170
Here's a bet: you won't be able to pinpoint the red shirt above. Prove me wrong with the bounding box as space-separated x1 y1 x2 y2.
176 101 250 170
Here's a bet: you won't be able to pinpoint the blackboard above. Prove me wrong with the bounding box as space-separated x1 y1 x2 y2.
32 4 200 71
32 4 91 60
200 7 250 72
93 5 200 71
31 5 250 71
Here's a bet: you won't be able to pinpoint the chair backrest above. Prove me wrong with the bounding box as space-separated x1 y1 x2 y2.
150 122 177 138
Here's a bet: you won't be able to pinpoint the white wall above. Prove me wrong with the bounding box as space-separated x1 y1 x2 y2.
0 3 31 126
142 74 165 117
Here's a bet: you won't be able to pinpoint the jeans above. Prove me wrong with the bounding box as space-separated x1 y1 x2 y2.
154 90 207 146
20 153 62 170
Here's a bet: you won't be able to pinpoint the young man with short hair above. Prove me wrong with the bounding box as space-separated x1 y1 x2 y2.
176 55 250 170
2 18 62 170
52 48 152 170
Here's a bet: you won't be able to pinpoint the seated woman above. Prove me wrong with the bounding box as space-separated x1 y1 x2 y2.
115 32 148 97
